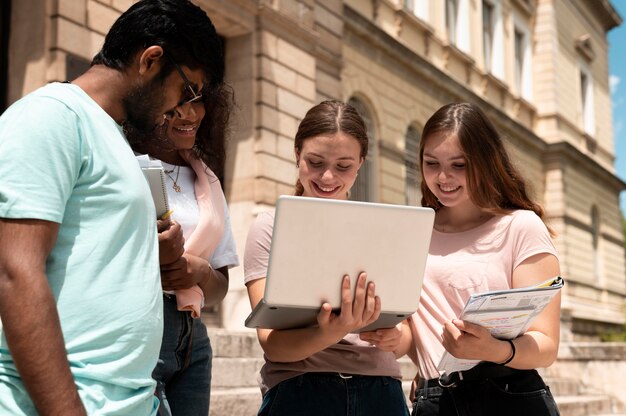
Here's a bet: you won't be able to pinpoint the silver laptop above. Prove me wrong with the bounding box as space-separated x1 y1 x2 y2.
245 196 435 332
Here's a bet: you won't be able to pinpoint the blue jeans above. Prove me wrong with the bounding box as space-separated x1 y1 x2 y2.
259 373 410 416
153 294 212 416
411 369 560 416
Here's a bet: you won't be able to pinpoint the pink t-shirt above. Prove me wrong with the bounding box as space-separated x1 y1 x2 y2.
244 210 403 395
409 210 558 379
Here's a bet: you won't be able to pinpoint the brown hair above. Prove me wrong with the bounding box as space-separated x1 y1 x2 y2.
419 102 553 234
293 100 369 196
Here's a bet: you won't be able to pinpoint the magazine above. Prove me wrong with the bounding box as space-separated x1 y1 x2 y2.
437 276 564 374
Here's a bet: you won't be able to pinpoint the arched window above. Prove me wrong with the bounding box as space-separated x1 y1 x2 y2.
405 125 421 206
348 97 377 202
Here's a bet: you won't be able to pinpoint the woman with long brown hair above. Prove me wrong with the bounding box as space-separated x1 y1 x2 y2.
244 100 412 416
409 102 561 416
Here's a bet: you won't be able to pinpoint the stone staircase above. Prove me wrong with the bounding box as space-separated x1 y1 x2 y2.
543 376 623 416
208 329 626 416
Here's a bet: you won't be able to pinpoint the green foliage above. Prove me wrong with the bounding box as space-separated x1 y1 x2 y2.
600 322 626 341
600 330 626 342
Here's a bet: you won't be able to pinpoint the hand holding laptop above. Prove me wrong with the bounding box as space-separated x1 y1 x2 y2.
317 273 381 338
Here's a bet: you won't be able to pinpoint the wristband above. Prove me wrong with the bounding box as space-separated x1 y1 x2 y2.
499 339 516 365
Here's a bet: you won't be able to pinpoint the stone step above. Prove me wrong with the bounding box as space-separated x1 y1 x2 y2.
212 357 264 388
208 328 263 358
544 377 580 396
209 387 261 416
555 395 614 416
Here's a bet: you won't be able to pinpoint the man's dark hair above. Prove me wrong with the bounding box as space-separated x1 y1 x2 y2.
92 0 224 88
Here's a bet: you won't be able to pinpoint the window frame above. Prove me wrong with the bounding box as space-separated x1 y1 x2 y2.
347 96 378 203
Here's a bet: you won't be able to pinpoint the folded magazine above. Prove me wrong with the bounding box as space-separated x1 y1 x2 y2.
437 276 564 374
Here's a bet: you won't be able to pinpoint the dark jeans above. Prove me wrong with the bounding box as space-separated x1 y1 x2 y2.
259 372 410 416
153 294 212 416
411 369 560 416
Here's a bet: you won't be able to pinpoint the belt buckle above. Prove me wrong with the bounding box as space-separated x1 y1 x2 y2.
338 373 353 379
438 372 459 388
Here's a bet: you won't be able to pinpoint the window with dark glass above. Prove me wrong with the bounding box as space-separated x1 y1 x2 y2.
514 28 525 94
446 0 458 45
347 97 376 202
405 125 421 206
482 1 494 72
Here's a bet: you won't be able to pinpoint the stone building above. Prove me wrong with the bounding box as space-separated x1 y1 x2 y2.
1 0 624 341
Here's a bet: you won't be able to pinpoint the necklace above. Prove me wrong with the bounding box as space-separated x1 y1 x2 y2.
163 165 182 193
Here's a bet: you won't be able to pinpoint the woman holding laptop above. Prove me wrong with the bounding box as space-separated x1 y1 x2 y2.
244 100 412 415
409 102 561 416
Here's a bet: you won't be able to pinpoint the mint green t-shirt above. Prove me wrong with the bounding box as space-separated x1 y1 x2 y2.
0 83 162 415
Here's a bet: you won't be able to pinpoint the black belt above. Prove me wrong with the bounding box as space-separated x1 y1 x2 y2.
311 372 364 379
427 362 523 389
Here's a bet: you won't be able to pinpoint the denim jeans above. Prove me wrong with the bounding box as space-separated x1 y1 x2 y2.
259 372 410 416
411 369 560 416
153 294 212 416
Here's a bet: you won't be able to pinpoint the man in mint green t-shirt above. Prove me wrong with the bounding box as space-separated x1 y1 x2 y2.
0 1 225 414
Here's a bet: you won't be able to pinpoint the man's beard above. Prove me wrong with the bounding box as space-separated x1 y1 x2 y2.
122 77 166 135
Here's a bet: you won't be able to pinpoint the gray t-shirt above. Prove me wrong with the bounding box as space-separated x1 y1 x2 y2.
244 210 403 395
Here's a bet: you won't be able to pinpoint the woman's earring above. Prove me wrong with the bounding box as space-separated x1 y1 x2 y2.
296 162 300 168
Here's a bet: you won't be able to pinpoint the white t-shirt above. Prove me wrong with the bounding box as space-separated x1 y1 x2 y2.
161 161 238 270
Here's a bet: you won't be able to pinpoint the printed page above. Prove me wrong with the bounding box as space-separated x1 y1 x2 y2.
437 276 563 375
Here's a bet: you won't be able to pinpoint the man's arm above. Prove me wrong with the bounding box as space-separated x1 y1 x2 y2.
0 218 86 416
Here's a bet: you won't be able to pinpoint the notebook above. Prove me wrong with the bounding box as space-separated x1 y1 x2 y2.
137 155 170 218
245 195 435 332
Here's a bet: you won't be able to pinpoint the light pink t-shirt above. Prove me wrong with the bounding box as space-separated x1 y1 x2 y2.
409 210 558 379
244 210 403 395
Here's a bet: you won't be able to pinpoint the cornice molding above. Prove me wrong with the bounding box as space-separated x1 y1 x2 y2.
543 141 626 192
587 0 622 31
257 4 318 52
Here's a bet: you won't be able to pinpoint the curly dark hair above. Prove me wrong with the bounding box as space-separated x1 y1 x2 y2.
191 83 234 177
125 83 234 177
